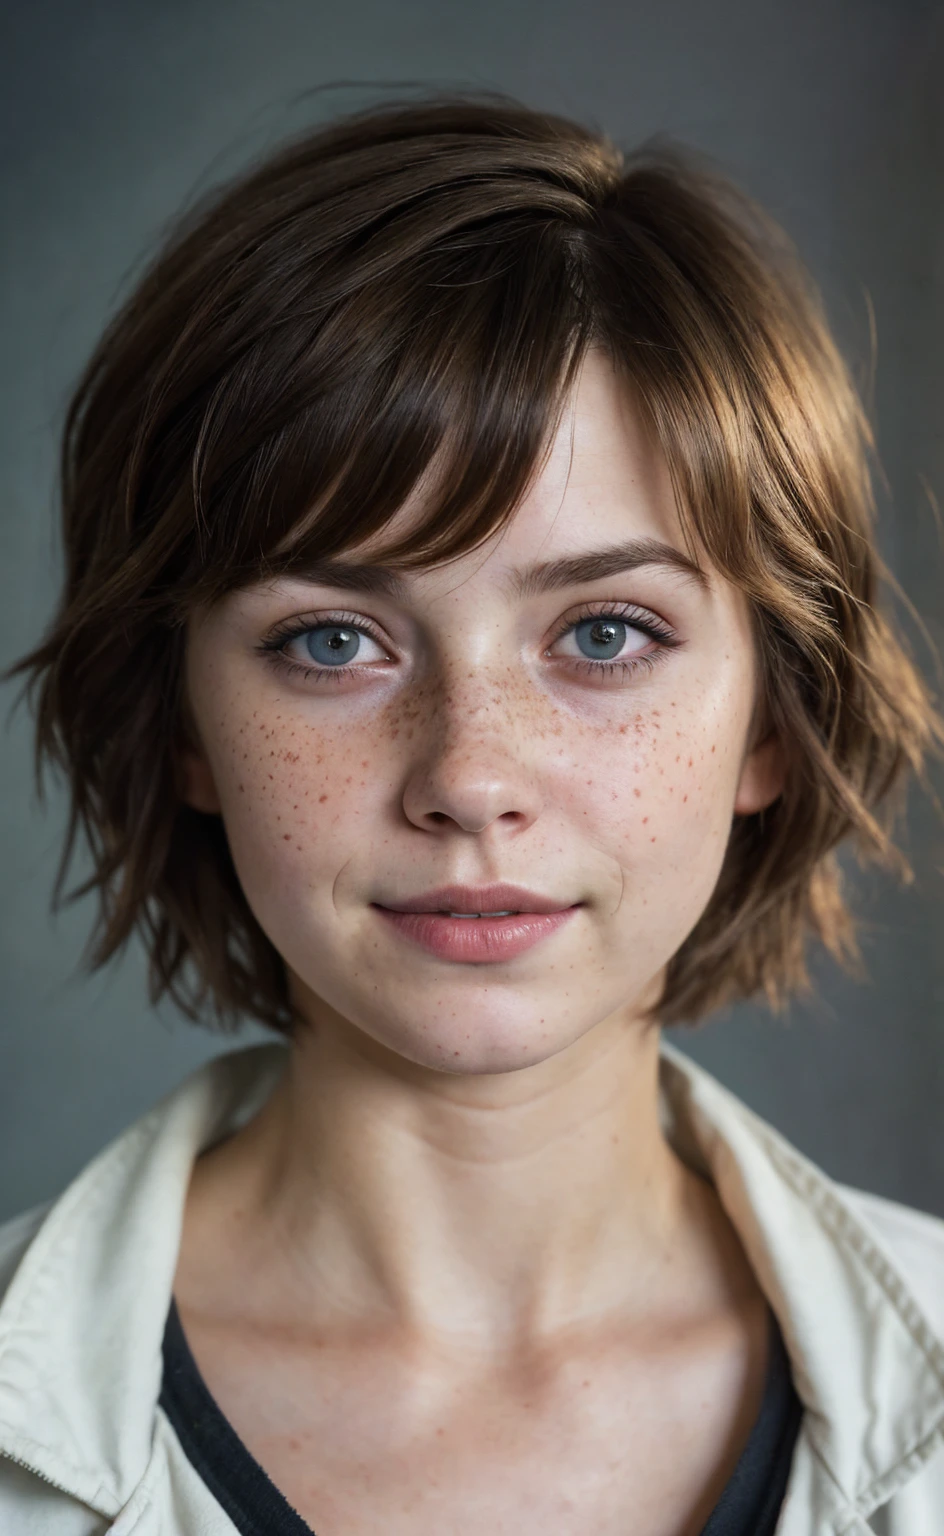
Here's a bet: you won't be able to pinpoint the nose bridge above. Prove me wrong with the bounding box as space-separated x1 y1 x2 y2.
401 655 541 833
426 651 532 758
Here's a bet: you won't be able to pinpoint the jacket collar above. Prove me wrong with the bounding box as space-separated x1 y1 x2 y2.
0 1045 285 1515
657 1039 944 1518
0 1041 942 1522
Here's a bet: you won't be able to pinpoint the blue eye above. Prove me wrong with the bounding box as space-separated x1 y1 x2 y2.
303 625 363 666
572 617 628 661
260 602 676 686
259 612 388 681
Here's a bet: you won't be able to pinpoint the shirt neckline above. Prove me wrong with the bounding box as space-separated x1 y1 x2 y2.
159 1294 802 1536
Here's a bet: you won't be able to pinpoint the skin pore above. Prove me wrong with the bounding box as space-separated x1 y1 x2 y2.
176 349 786 1536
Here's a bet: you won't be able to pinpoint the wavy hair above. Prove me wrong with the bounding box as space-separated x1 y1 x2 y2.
9 94 942 1030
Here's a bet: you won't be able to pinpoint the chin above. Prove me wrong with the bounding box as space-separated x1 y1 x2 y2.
356 1002 585 1077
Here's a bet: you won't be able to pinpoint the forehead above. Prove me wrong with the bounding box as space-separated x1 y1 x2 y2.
496 350 683 556
301 352 701 606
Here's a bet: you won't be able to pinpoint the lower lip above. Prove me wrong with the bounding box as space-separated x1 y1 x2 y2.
373 906 580 963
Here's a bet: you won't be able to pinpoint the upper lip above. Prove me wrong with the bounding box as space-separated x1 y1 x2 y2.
376 884 575 915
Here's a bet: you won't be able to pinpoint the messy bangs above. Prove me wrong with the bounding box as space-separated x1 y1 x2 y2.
11 95 941 1031
183 204 592 602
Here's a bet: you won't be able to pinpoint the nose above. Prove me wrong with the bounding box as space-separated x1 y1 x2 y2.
399 671 544 836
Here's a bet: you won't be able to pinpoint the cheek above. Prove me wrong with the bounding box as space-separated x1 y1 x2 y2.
574 695 747 924
202 694 381 904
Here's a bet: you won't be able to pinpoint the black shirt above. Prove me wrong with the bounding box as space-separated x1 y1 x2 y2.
160 1299 802 1535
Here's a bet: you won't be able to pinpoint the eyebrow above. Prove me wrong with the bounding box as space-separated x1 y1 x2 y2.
287 538 707 602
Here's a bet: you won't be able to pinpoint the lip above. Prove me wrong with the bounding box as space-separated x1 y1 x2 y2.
374 906 579 964
376 883 571 915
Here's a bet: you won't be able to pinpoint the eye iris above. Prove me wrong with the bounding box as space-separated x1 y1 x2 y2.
575 617 626 661
298 619 637 668
305 626 360 666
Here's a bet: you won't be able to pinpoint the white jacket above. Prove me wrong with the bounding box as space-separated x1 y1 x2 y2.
0 1041 942 1535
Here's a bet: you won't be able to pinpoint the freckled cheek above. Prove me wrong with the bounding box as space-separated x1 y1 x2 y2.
568 726 738 869
206 709 381 886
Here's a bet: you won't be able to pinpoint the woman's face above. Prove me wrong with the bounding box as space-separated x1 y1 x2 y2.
183 351 782 1071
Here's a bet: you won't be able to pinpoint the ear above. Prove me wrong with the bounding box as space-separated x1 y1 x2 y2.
733 731 786 816
177 745 223 815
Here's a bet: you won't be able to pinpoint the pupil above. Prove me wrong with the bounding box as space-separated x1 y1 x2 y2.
576 617 626 660
306 626 360 666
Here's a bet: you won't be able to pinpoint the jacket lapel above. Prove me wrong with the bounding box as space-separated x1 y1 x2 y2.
0 1045 288 1516
658 1041 944 1526
0 1041 941 1531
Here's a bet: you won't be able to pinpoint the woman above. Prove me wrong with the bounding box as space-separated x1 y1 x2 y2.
1 96 942 1535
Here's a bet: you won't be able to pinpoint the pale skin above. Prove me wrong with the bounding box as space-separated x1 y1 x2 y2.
177 349 786 1535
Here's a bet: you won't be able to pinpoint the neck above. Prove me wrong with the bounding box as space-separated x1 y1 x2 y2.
180 1007 736 1359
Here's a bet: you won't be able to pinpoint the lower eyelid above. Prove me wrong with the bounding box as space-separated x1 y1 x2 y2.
551 635 656 659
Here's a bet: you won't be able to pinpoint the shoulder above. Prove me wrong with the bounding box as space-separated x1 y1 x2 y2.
0 1205 114 1533
837 1183 944 1336
0 1203 51 1303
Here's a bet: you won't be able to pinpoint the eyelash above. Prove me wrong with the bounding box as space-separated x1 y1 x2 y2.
257 602 679 686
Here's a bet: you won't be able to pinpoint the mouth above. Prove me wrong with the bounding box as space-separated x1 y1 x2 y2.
372 900 580 964
376 883 572 917
434 910 519 918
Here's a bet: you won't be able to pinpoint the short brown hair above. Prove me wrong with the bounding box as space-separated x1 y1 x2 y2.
10 93 942 1032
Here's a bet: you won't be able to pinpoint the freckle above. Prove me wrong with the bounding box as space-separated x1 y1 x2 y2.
283 834 291 840
319 794 328 803
711 744 716 753
688 758 693 767
238 783 245 793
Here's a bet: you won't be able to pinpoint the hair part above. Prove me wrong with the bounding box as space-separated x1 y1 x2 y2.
9 93 942 1031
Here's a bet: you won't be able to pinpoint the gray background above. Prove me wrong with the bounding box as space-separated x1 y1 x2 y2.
2 0 942 1224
